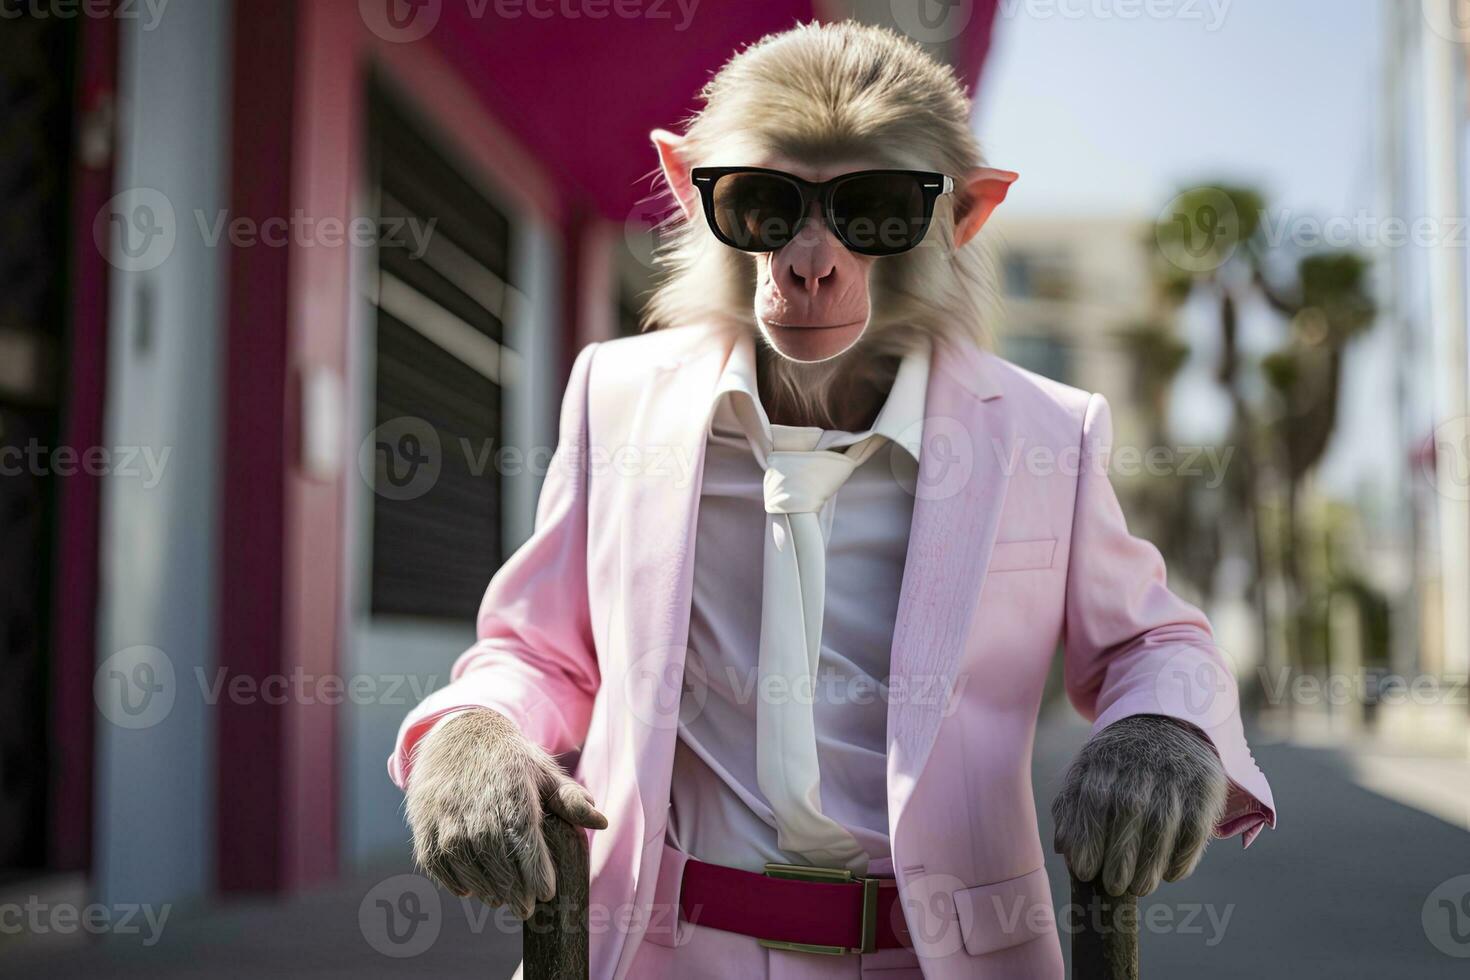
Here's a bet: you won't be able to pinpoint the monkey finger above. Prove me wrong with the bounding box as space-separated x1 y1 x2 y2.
476 806 550 918
499 863 549 919
424 848 474 899
410 823 440 874
1163 813 1213 883
415 824 467 893
453 847 512 908
464 830 529 910
1162 784 1222 882
1061 814 1108 883
429 852 470 899
1050 784 1095 877
1099 774 1154 897
1066 764 1122 883
472 862 526 914
509 819 558 910
445 836 513 906
1128 786 1184 898
546 780 609 830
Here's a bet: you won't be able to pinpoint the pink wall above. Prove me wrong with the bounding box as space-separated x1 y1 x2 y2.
216 0 565 892
216 0 300 892
51 3 120 876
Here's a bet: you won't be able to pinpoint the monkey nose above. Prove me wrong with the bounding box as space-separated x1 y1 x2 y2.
780 215 840 297
790 261 836 296
785 240 839 294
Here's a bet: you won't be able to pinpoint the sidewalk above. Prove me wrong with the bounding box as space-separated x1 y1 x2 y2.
1258 709 1470 832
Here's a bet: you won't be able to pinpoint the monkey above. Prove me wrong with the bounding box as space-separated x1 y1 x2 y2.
393 22 1272 978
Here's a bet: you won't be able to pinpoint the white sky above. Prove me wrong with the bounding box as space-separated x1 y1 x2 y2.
974 0 1382 221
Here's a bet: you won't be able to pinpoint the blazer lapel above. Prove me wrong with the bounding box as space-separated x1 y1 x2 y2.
617 333 733 822
886 340 1014 830
599 328 733 980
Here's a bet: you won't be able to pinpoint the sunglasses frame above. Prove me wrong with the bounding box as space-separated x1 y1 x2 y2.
689 166 955 257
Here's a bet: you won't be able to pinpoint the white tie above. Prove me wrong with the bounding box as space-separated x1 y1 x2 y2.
756 437 882 871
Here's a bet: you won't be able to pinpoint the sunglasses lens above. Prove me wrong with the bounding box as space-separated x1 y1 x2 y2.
831 173 929 254
711 173 803 250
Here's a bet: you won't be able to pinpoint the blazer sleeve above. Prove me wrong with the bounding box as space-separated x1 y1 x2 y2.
1061 393 1275 845
388 343 602 789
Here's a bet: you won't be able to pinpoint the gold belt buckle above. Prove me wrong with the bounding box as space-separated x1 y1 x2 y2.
756 863 880 956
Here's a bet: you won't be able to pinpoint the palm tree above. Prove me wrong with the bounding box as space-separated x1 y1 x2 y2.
1145 186 1377 680
1258 253 1376 670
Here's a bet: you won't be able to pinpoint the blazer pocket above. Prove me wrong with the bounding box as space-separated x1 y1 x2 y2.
952 866 1055 956
988 538 1057 573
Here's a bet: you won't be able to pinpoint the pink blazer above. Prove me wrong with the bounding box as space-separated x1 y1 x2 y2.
390 323 1275 979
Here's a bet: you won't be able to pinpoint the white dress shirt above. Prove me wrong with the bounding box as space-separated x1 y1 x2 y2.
666 336 930 873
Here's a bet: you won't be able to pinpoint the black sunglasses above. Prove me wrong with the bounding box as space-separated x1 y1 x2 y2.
690 167 955 257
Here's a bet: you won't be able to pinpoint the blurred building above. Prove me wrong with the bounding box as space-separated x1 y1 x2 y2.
1369 0 1470 748
0 0 1003 924
989 215 1155 448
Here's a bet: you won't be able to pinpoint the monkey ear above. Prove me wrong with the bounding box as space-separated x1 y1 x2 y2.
652 129 699 222
954 167 1019 248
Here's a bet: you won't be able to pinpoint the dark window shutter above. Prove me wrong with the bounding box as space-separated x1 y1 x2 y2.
367 81 514 620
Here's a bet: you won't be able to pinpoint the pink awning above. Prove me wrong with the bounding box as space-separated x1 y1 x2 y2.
430 3 999 221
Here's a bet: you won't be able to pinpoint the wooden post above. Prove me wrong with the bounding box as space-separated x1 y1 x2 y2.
524 815 590 980
1070 875 1139 980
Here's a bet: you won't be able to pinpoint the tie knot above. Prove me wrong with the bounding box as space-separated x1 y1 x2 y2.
763 450 861 515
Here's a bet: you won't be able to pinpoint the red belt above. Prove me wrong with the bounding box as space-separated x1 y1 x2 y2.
678 859 912 955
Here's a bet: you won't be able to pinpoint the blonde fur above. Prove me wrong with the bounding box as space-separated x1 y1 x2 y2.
643 21 999 427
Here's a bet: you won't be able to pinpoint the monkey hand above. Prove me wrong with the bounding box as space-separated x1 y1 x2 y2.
405 708 608 918
1051 714 1227 898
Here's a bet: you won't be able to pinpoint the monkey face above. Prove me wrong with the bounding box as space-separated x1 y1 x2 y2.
744 156 884 363
646 23 1018 384
654 128 1017 371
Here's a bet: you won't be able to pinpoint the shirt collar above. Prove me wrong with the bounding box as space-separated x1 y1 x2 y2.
710 333 931 461
864 338 930 459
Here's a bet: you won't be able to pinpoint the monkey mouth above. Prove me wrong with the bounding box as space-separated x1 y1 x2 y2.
763 320 866 331
760 319 868 362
